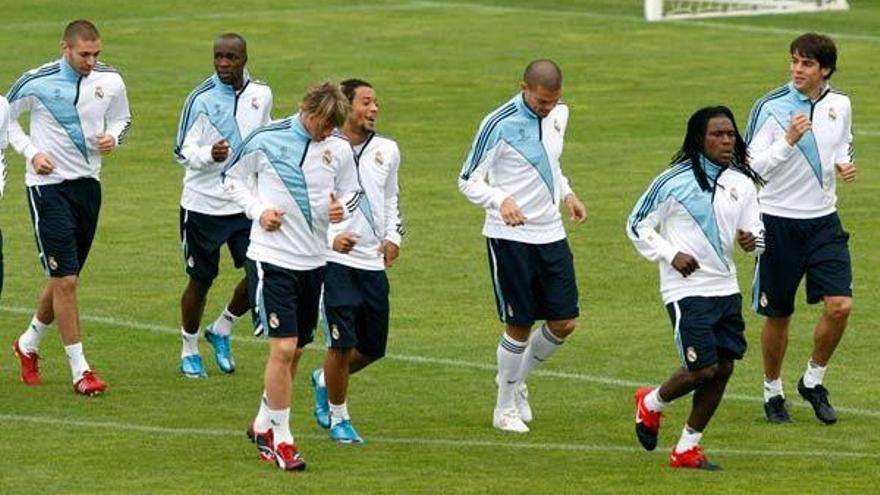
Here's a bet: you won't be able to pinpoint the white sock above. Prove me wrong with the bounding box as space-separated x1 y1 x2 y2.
64 342 90 382
517 324 565 383
209 307 241 337
674 424 703 454
803 360 827 388
317 368 326 387
19 316 50 353
329 401 350 427
268 407 293 445
645 387 667 412
496 333 526 411
180 328 199 358
763 377 784 401
253 392 271 432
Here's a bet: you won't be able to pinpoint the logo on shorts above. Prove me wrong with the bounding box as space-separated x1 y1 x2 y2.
686 346 697 363
251 97 259 110
95 86 104 99
322 149 333 166
331 324 340 341
729 187 738 202
374 151 384 166
269 313 280 329
47 256 58 270
186 256 195 268
828 107 837 121
506 303 514 318
760 292 768 308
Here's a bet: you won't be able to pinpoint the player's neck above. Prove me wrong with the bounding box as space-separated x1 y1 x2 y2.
342 123 368 145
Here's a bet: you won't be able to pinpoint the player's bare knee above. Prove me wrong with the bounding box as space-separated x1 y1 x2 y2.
51 275 78 295
824 297 852 321
546 319 576 338
689 364 719 385
715 360 734 380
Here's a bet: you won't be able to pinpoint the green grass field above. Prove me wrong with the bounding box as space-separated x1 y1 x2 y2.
0 1 877 493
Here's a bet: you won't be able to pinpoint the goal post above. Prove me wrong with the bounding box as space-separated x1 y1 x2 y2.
644 0 850 22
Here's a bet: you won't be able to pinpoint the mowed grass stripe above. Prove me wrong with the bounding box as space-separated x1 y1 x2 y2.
3 304 877 418
2 413 878 459
3 1 877 44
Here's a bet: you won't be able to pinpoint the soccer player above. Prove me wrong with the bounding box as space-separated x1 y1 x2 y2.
746 33 855 425
173 33 272 378
310 79 404 443
223 82 360 471
628 106 765 470
9 20 131 396
458 59 587 433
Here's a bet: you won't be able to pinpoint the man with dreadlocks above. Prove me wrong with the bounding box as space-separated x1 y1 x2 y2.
626 106 765 470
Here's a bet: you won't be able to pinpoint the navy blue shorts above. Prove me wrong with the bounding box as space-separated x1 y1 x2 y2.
180 208 251 282
752 212 852 317
245 259 322 345
486 237 579 327
321 262 390 358
666 294 746 371
26 178 101 277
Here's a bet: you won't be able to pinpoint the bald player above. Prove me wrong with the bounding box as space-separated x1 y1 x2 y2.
458 59 587 433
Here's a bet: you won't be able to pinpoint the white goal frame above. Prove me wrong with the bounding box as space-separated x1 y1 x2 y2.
644 0 850 22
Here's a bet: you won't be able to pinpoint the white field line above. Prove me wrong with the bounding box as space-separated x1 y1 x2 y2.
4 1 878 44
2 305 879 418
1 413 877 459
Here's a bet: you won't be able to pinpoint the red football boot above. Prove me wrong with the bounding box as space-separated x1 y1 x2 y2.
670 446 722 471
73 370 108 396
634 387 662 451
13 338 41 386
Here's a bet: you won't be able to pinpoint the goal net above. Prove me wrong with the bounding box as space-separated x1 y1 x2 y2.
644 0 849 21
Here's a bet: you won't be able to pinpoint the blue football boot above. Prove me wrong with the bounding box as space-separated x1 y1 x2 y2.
329 419 364 444
205 326 235 373
311 368 330 429
180 354 207 378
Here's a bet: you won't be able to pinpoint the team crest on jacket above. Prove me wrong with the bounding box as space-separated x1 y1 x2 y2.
95 86 104 99
374 151 384 166
828 107 837 121
322 149 333 166
251 97 259 110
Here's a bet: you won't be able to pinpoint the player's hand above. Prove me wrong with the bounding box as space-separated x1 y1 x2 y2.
836 162 857 183
379 240 400 268
500 197 526 226
736 229 757 253
259 208 285 232
333 231 359 254
785 113 811 146
96 134 115 154
329 192 344 223
32 153 56 175
211 139 230 162
564 193 587 224
671 252 700 277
